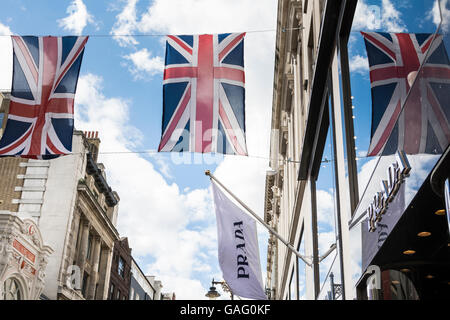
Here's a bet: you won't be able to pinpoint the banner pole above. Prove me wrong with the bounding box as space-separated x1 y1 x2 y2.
205 170 312 267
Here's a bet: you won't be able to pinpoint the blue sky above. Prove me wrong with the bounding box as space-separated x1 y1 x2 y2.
0 0 446 300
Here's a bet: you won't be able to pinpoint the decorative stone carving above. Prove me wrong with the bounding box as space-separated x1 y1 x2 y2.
0 214 53 300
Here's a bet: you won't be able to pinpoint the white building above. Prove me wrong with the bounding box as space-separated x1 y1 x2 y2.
129 257 174 300
0 126 121 299
129 258 157 300
1 92 54 300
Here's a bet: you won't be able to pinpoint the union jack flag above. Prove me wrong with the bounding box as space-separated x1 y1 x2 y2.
362 32 450 156
158 33 247 155
0 36 88 159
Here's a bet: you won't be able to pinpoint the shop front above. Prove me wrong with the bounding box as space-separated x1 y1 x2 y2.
355 148 450 300
347 16 450 299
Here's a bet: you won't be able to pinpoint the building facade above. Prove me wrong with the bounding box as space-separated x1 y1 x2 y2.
161 292 176 300
1 92 175 301
108 237 132 300
0 96 121 300
0 215 53 300
128 257 176 301
266 0 449 300
265 0 358 300
1 93 54 300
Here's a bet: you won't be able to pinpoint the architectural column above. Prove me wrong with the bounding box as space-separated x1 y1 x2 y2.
95 244 111 299
60 210 82 293
293 53 302 174
87 235 101 299
76 219 90 280
68 210 81 266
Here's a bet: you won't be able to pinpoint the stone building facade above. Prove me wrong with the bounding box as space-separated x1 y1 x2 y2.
0 99 121 300
44 131 121 300
0 215 53 300
1 92 54 300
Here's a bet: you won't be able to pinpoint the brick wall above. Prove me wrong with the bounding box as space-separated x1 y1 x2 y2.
0 158 27 212
108 238 132 300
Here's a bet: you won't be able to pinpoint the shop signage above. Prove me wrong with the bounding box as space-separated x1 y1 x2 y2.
12 239 37 277
13 239 36 263
367 151 411 232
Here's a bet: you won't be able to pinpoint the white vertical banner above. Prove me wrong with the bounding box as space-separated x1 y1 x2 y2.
211 181 267 300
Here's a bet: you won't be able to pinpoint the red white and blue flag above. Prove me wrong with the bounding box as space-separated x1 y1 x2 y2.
158 33 248 155
362 32 450 156
0 36 88 159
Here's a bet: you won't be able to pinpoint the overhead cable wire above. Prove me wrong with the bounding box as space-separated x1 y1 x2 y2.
26 149 337 165
0 27 305 38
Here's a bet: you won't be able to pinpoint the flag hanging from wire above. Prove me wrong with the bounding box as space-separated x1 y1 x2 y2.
158 33 248 155
362 32 450 156
211 181 266 300
0 36 88 159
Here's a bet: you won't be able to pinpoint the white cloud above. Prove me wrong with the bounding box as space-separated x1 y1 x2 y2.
348 222 363 285
156 276 209 300
128 0 278 289
349 55 369 75
0 0 277 299
357 158 379 199
318 231 338 287
57 0 95 35
316 189 335 229
124 0 277 231
353 1 383 31
0 22 13 91
428 0 450 33
353 0 406 32
110 0 139 47
111 0 277 81
357 150 369 158
381 0 407 32
74 73 217 299
137 0 276 35
123 48 164 80
0 22 12 35
146 152 173 180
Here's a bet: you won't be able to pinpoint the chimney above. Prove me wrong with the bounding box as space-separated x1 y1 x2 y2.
153 280 163 300
84 131 101 162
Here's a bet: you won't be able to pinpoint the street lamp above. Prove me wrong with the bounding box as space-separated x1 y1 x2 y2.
205 278 233 300
205 284 220 300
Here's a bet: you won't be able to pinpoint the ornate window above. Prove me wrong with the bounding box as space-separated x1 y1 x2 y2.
3 278 23 300
118 257 125 278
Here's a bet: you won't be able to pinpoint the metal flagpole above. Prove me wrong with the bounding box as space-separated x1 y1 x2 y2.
205 170 312 267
